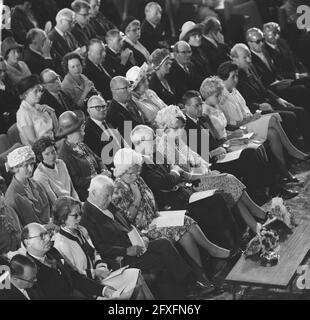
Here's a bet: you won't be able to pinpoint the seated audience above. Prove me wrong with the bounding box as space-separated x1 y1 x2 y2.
140 2 169 54
231 43 310 146
4 147 51 227
2 37 31 86
112 148 232 291
131 125 242 249
84 95 124 164
81 174 214 299
61 52 99 110
182 90 298 201
106 76 145 138
32 137 79 203
22 223 115 300
71 0 98 48
88 0 116 37
16 75 58 146
0 255 43 300
0 57 20 134
121 17 151 66
217 62 309 183
149 48 178 106
84 39 113 101
40 69 76 117
180 21 213 79
126 64 166 126
167 41 203 102
104 29 135 77
48 9 80 74
57 111 111 201
0 191 22 256
52 196 152 299
24 28 55 76
200 17 230 72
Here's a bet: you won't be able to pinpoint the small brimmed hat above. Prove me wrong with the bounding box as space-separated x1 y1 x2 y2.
120 16 140 33
1 37 23 58
17 75 41 96
113 148 143 178
179 21 202 41
56 110 85 139
126 63 149 90
150 48 171 71
5 146 35 172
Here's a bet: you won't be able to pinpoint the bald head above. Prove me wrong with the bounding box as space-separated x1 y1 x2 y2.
41 68 62 94
110 76 131 103
230 43 252 71
174 41 192 66
87 95 108 121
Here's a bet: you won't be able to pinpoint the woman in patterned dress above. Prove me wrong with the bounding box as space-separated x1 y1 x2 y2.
155 105 267 234
112 148 232 289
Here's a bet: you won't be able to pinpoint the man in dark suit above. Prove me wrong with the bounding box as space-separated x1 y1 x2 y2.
48 9 82 75
140 2 169 54
167 41 203 103
40 69 76 117
0 254 45 300
84 39 112 101
200 17 231 73
104 29 135 77
22 223 114 300
106 77 145 138
246 28 310 113
24 28 56 76
81 175 212 299
71 0 98 47
84 95 125 168
231 43 310 146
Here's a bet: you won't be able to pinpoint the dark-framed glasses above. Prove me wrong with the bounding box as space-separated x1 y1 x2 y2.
68 211 82 219
26 231 51 241
14 276 37 284
89 104 108 111
250 38 264 44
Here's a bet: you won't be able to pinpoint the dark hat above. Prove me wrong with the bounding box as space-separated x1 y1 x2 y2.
17 75 41 96
120 16 139 33
56 110 85 138
1 37 23 58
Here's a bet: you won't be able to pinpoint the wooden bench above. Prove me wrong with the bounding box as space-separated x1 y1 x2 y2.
225 222 310 299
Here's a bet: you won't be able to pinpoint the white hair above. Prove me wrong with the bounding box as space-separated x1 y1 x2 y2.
230 43 250 59
87 95 106 108
88 175 114 194
56 8 75 23
130 125 154 146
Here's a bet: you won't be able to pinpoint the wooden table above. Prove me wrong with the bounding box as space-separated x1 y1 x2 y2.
225 222 310 299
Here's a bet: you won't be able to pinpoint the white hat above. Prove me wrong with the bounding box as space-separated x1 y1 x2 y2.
126 63 149 90
113 148 143 178
179 21 202 41
6 146 35 172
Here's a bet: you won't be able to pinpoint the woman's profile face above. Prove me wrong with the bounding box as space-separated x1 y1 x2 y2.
7 49 21 65
16 161 35 179
121 164 141 184
206 91 221 107
188 34 202 47
159 59 172 76
126 23 141 43
42 146 57 166
64 204 81 229
68 58 83 77
24 85 44 105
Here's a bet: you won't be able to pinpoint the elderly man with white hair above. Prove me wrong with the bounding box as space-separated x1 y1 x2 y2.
22 222 115 300
48 8 85 74
84 95 124 165
81 174 208 300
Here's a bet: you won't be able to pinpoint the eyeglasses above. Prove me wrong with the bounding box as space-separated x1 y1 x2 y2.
250 38 264 44
178 50 192 54
113 85 130 91
26 231 51 241
89 104 108 111
14 276 37 284
31 85 44 95
68 212 81 219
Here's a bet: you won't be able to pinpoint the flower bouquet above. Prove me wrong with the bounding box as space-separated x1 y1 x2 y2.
244 228 280 267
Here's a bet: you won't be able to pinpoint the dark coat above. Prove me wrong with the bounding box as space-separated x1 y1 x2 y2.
106 99 145 137
140 20 167 54
148 72 178 106
58 140 105 201
23 48 56 76
28 247 103 300
84 58 112 101
89 13 116 37
190 46 214 78
122 40 148 67
0 283 45 300
201 37 231 72
48 28 79 75
40 90 74 118
166 60 203 103
104 47 134 77
71 23 97 48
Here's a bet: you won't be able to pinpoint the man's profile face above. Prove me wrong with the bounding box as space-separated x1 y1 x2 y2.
13 265 37 290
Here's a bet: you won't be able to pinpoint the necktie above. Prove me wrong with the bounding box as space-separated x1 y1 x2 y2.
63 33 75 51
58 93 69 111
